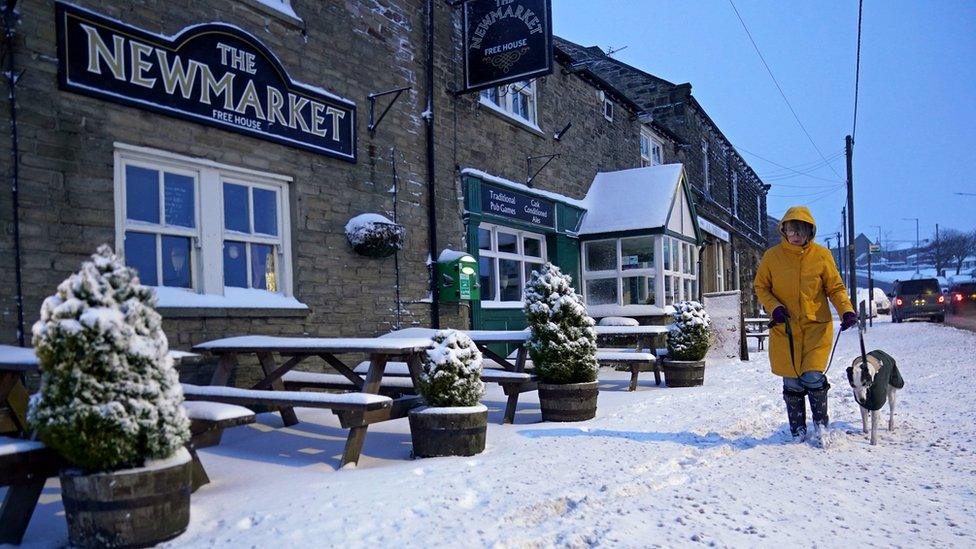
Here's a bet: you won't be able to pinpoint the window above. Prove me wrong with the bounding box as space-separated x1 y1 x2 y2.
603 98 614 121
701 137 710 195
582 236 656 308
115 145 293 300
477 223 545 306
731 171 739 218
480 80 538 127
662 236 697 305
640 128 664 167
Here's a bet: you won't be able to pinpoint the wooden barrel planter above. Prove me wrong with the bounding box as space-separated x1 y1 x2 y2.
409 405 488 458
59 448 192 548
662 359 705 387
538 381 599 422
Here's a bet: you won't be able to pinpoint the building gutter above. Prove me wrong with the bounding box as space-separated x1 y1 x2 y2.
424 0 440 327
3 0 24 346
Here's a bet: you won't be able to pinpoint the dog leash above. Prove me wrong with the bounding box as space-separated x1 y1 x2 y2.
770 315 853 381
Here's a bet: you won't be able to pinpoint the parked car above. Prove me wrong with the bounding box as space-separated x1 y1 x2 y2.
889 278 945 323
949 281 976 315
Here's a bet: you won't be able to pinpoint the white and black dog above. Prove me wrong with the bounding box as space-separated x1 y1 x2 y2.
846 350 905 445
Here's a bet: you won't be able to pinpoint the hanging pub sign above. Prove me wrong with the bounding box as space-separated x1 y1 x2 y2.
481 182 555 228
461 0 552 94
55 2 356 162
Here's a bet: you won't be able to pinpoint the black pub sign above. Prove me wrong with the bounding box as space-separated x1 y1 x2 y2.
481 183 555 228
56 2 356 162
462 0 553 94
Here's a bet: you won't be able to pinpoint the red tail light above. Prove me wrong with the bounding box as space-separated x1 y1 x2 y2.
895 297 904 306
955 293 964 302
938 295 945 304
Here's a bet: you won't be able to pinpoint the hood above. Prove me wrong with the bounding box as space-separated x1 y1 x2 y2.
778 206 817 240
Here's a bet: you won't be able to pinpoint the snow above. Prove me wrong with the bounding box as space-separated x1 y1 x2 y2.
411 404 488 415
437 249 472 263
249 0 302 23
17 319 976 547
0 437 46 456
597 316 639 326
459 168 586 208
193 335 434 352
154 286 309 309
578 164 686 235
593 325 670 335
181 384 392 406
183 401 254 422
0 344 39 368
344 213 399 245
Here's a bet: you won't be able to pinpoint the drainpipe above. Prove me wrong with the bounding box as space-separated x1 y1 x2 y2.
3 1 24 346
424 0 440 327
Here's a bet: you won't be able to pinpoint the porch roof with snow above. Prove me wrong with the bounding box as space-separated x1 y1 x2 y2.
577 164 700 242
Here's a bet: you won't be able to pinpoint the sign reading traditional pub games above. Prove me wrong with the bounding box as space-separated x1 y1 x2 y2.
481 183 554 228
461 0 552 94
55 2 356 162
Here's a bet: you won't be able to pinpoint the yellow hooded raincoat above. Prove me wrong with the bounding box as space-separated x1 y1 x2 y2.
754 206 854 378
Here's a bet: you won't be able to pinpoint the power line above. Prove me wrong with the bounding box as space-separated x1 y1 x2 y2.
734 145 845 184
852 0 863 139
728 0 845 181
759 150 845 179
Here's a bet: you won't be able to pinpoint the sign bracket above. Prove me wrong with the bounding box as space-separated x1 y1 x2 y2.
367 86 412 136
525 153 559 187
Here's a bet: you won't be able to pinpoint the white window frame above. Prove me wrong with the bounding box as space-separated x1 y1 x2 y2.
582 236 658 312
603 98 614 121
479 80 539 129
701 137 710 196
756 191 762 228
477 222 546 308
220 177 286 292
640 127 664 167
114 143 294 299
662 236 698 306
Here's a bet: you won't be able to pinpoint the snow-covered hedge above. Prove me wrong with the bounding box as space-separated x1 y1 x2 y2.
28 245 190 472
524 263 599 384
667 300 712 361
344 213 405 258
417 330 485 407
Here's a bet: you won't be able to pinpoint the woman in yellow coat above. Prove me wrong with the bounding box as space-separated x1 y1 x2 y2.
754 206 857 441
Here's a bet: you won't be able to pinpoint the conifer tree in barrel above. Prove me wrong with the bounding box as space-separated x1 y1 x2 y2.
28 245 192 547
662 300 712 387
524 263 600 421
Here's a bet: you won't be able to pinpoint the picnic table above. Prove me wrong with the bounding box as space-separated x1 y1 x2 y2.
744 318 771 350
383 327 532 372
0 345 38 437
191 336 433 466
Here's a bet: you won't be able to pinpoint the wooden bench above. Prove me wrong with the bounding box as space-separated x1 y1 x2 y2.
746 331 770 350
347 362 538 424
596 349 659 390
281 371 417 397
183 401 256 493
0 437 63 545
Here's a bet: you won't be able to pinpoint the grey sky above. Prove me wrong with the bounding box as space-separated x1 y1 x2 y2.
552 0 976 248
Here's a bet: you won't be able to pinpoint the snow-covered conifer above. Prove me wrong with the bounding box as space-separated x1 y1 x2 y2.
28 245 190 471
523 263 598 384
667 300 712 361
417 330 485 407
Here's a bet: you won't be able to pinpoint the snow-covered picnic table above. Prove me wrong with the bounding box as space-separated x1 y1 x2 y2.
0 345 38 437
190 335 434 466
382 327 533 372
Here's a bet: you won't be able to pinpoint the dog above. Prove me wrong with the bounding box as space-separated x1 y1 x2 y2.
846 350 905 445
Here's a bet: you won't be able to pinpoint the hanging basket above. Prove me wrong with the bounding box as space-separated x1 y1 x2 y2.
345 213 405 258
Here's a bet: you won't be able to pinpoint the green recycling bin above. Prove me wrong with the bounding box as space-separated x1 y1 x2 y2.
438 251 480 302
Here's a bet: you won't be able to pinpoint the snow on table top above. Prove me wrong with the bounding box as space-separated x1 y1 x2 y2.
594 325 671 335
183 401 254 422
352 361 533 381
381 327 531 343
181 384 392 406
596 351 656 361
0 436 46 456
193 336 434 353
0 344 39 371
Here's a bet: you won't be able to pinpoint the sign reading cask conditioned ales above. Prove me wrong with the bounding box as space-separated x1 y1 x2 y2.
462 0 552 94
55 2 356 162
481 182 554 228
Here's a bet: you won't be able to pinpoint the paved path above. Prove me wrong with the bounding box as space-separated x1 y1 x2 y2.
947 311 976 333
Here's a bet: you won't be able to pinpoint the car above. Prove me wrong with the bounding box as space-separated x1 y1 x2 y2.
889 278 945 323
949 281 976 315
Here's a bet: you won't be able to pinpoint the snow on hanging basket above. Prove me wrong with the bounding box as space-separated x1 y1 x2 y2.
344 213 405 258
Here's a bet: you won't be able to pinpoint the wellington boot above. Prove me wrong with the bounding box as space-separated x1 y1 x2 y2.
783 389 807 441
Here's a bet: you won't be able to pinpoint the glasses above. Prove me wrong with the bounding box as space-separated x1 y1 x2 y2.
784 228 804 236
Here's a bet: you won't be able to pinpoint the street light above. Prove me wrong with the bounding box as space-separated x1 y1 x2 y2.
902 217 919 273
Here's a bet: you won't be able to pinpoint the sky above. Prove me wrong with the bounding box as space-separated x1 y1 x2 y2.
552 0 976 249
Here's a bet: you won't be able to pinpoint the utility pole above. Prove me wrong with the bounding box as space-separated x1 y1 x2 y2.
902 217 920 274
835 232 843 273
841 207 848 283
935 223 941 276
845 135 858 311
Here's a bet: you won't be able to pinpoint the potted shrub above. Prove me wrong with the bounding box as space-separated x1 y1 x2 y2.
524 263 600 421
662 300 712 387
409 330 487 457
28 245 192 548
344 212 405 258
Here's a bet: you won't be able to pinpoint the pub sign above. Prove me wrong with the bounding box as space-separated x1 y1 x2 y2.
481 182 555 228
56 2 356 162
462 0 553 94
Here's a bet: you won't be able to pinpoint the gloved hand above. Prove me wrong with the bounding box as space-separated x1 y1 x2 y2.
771 306 790 324
840 311 858 331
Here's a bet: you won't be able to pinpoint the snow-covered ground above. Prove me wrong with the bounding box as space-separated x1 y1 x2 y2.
18 318 976 548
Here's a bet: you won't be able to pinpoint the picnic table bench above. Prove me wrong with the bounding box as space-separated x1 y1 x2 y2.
0 437 63 545
191 336 433 467
183 401 256 492
594 325 669 390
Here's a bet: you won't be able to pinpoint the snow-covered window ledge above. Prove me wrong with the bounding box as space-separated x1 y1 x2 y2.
238 0 304 27
477 98 546 139
155 287 309 319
